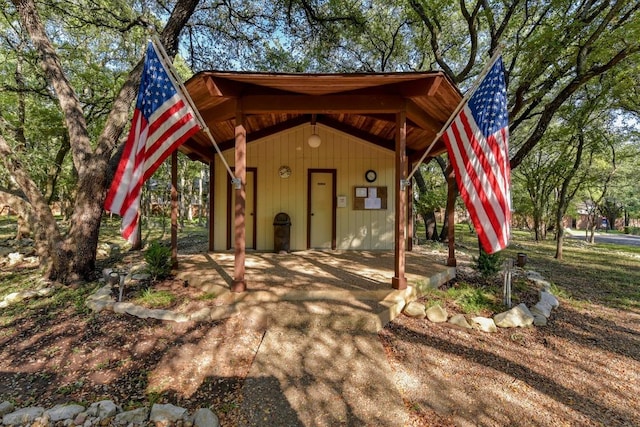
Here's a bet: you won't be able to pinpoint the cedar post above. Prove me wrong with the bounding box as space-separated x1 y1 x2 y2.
232 105 247 292
171 151 178 268
446 164 457 267
208 160 215 252
392 109 408 290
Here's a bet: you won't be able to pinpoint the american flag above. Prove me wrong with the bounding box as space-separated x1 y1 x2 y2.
105 41 201 243
443 57 511 254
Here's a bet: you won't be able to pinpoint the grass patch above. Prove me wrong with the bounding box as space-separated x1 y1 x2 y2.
422 282 501 315
132 288 176 309
196 292 218 301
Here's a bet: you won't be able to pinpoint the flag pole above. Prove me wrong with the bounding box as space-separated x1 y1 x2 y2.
150 36 239 187
405 47 504 184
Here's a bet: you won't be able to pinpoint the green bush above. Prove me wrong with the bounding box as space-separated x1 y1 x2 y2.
624 226 640 235
144 242 172 281
475 250 502 278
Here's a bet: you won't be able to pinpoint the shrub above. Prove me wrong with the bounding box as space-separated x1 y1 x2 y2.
475 249 502 278
144 242 172 281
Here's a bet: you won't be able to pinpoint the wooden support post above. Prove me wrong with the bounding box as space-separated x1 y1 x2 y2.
392 109 408 290
232 106 247 292
171 151 178 268
407 169 413 252
446 165 457 267
208 160 215 252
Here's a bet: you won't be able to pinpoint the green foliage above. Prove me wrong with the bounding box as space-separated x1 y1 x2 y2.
474 250 502 278
133 288 175 309
144 242 172 281
624 226 640 235
422 282 500 315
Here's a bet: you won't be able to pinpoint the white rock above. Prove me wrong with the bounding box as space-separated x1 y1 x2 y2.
530 301 553 318
539 291 559 308
36 287 53 297
402 301 426 318
132 273 151 281
3 292 24 304
150 403 187 423
87 400 118 418
494 303 534 328
114 407 148 425
0 301 7 308
526 271 543 280
113 302 136 314
426 304 448 323
45 404 85 422
533 313 548 326
124 305 151 318
194 408 220 427
3 407 45 425
448 314 472 329
191 307 212 322
8 252 24 265
470 317 497 333
0 401 15 416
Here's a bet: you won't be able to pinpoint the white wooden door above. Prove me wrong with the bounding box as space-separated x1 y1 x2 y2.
309 172 333 248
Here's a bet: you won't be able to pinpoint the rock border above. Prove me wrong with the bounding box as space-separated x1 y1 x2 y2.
0 400 220 427
85 268 238 323
402 269 560 332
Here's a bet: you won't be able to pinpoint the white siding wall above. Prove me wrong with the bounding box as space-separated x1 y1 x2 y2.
212 123 396 251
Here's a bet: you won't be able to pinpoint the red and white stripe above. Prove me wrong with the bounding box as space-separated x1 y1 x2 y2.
105 94 199 242
444 105 511 254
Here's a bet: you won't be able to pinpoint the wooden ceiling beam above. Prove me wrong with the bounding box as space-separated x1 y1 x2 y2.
240 95 405 114
215 115 311 151
205 76 244 97
406 100 443 134
199 99 237 124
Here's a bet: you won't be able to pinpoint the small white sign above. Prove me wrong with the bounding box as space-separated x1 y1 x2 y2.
364 198 382 209
355 187 367 198
337 195 347 208
368 187 377 198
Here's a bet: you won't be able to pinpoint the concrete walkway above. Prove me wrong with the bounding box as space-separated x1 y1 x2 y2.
175 250 455 426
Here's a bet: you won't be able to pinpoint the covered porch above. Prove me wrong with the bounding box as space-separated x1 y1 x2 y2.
174 71 463 292
174 248 456 330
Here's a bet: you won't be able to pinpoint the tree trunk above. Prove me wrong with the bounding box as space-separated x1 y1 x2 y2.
423 210 437 241
9 0 202 284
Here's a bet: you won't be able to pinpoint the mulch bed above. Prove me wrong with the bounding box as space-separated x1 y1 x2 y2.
1 243 639 426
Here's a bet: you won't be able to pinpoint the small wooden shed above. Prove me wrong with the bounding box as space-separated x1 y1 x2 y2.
179 71 462 292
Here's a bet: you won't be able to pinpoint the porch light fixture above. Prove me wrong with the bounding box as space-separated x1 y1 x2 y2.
308 115 321 148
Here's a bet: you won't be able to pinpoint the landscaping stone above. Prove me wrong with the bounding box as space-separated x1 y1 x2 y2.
533 313 548 326
470 316 497 333
115 407 149 425
8 252 23 266
191 307 213 322
494 303 534 328
132 273 151 281
193 408 220 427
0 402 14 417
3 407 44 425
113 302 136 314
44 404 85 422
540 290 560 308
448 314 472 329
426 304 448 323
531 300 553 318
87 400 118 418
402 301 426 319
0 401 221 427
150 403 187 423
